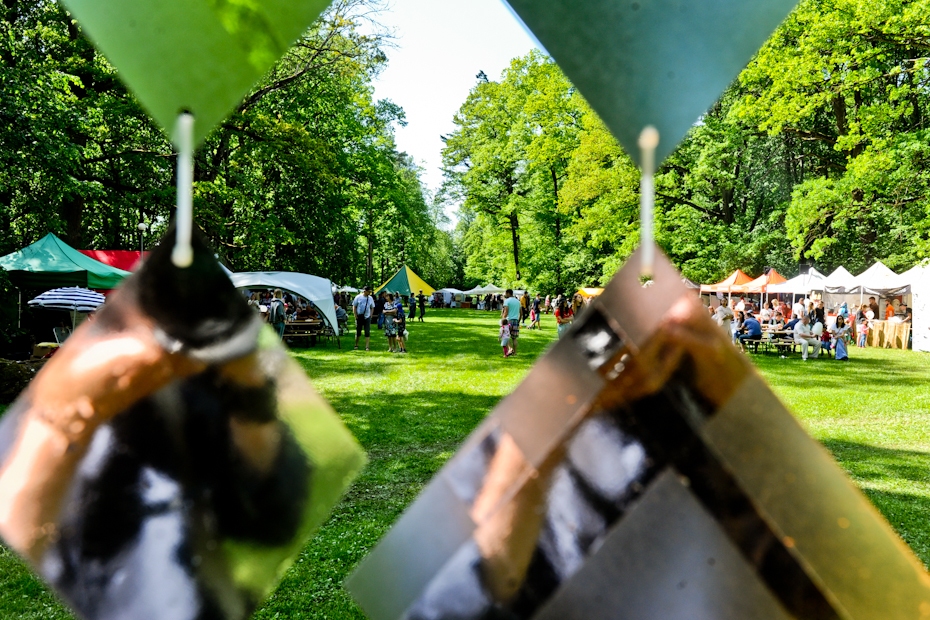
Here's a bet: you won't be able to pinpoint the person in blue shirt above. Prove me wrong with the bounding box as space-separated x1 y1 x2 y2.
501 289 522 355
737 314 763 352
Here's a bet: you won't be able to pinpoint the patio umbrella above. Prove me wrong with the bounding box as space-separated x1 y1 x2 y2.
28 287 105 312
28 287 105 327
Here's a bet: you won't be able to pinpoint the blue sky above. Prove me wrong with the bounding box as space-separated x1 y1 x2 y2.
368 0 539 202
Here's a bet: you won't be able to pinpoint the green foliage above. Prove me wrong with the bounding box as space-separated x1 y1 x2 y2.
0 0 449 288
450 0 930 287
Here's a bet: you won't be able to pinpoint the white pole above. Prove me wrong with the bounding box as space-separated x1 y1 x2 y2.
638 126 659 280
172 113 195 268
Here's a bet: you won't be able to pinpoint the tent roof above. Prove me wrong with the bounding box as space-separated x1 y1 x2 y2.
734 268 788 293
0 233 130 289
79 249 148 271
229 271 337 331
767 268 826 294
823 266 858 293
375 266 435 297
700 269 753 293
852 261 907 295
464 283 505 295
577 287 604 297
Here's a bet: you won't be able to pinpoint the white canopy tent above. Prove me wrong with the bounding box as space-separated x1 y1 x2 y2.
229 271 337 331
823 266 859 294
910 263 930 352
464 283 505 296
767 268 826 295
852 261 908 296
437 288 465 305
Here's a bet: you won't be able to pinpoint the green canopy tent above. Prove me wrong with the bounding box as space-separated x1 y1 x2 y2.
0 233 130 289
374 266 435 298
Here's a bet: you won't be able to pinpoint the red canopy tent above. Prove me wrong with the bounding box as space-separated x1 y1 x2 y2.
700 269 753 294
78 250 149 272
732 268 787 294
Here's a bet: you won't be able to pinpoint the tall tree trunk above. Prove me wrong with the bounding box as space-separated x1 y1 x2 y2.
509 211 520 280
63 196 84 248
366 232 373 284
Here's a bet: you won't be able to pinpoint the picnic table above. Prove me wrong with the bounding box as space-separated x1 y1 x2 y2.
284 319 323 347
741 328 797 355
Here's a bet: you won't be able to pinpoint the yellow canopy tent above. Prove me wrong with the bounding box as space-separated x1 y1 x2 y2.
577 287 604 298
375 266 435 297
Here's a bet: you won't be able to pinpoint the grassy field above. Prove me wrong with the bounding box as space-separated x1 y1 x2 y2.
0 308 929 618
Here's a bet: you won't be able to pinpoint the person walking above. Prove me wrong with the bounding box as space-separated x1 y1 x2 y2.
269 289 287 339
520 291 530 325
501 289 522 355
417 289 426 322
352 286 375 351
531 293 542 329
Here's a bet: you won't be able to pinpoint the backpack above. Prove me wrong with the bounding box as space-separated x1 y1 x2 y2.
270 299 286 324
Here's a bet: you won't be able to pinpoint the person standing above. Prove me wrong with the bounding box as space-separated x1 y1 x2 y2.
383 293 399 352
555 296 574 338
417 289 426 322
868 296 880 320
532 294 542 329
501 289 522 355
544 294 551 314
711 297 733 336
520 292 530 325
269 289 287 339
374 291 386 330
395 293 409 353
352 286 375 351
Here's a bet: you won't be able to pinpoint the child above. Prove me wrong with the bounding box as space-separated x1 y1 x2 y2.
499 318 512 357
857 319 869 348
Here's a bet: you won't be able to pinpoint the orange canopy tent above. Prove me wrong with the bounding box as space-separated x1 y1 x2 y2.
699 269 753 293
733 268 787 294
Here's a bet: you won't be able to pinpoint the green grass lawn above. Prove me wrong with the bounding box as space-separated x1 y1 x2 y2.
1 308 929 618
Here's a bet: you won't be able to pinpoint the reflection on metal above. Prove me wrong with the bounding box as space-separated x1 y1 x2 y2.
348 246 930 620
0 228 365 620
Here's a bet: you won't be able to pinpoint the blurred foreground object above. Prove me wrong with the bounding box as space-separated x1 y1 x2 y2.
348 247 930 620
0 228 365 620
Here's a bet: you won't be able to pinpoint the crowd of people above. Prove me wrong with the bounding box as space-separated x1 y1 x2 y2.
350 287 430 353
245 289 331 338
709 293 912 361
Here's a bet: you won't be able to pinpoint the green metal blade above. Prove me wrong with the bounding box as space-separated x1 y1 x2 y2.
61 0 331 145
504 0 798 165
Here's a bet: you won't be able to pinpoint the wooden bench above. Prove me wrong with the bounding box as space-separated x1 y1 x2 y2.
284 320 323 347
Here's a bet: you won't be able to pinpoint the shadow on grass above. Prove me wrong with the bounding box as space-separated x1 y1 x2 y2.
751 353 930 390
821 438 930 566
327 389 503 453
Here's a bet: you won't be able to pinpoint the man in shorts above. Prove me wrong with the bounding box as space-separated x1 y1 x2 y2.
352 286 375 351
501 289 522 355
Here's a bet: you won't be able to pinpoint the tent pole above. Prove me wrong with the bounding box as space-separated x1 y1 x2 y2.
18 288 21 328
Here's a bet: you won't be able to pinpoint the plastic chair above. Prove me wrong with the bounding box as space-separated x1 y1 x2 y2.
53 327 71 344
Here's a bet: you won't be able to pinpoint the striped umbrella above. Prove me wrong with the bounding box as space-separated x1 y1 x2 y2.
28 287 105 313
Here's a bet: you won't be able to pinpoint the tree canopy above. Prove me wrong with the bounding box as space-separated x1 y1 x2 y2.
0 0 448 288
444 0 930 293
